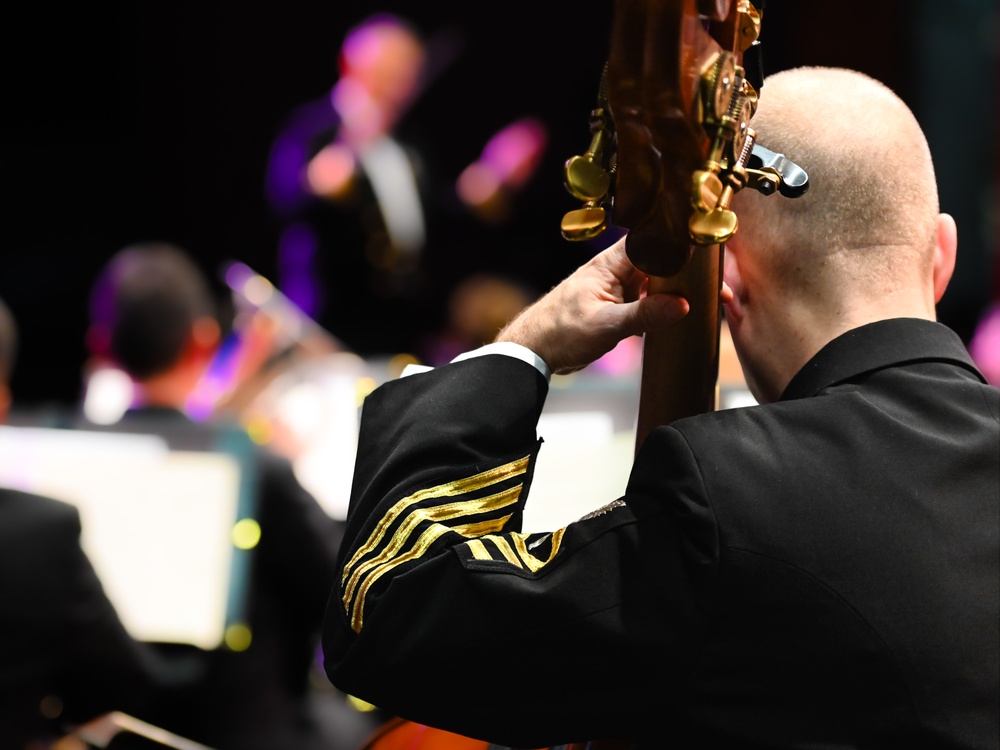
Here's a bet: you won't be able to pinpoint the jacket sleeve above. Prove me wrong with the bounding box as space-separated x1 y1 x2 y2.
321 354 719 747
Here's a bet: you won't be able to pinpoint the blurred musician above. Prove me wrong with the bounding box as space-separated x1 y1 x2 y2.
84 242 374 750
0 295 197 748
264 12 447 358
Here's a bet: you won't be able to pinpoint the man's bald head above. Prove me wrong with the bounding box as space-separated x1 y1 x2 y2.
732 67 940 296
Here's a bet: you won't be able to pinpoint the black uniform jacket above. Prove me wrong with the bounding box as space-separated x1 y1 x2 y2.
322 318 1000 749
116 407 346 750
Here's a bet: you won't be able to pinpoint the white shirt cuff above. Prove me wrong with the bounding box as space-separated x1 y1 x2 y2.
399 342 551 381
452 342 551 381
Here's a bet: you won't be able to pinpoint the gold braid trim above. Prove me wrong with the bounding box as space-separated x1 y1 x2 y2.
349 512 513 632
469 527 567 573
342 456 531 632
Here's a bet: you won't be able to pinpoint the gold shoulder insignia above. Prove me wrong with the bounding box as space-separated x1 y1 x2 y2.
463 527 567 572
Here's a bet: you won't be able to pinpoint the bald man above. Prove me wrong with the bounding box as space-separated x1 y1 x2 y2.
321 67 999 748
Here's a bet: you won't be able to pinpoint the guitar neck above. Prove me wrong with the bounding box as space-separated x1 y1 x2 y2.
634 243 723 452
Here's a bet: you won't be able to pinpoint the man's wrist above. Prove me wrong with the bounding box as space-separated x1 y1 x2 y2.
452 342 551 381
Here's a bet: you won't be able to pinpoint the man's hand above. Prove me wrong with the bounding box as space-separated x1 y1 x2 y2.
495 235 691 375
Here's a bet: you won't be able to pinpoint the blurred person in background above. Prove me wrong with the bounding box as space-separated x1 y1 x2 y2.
264 12 445 358
85 242 378 750
416 272 536 367
264 12 549 363
0 295 198 749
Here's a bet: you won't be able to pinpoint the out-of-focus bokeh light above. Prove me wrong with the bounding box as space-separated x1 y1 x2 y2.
275 381 328 443
224 623 253 652
968 301 1000 385
232 518 262 550
456 117 548 222
82 366 134 425
243 275 275 308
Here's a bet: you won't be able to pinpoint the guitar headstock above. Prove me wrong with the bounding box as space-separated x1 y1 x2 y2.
562 1 805 277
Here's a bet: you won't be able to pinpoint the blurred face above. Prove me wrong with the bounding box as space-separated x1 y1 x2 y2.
343 24 426 111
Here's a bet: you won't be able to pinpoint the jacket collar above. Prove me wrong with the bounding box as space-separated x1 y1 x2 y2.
781 318 985 401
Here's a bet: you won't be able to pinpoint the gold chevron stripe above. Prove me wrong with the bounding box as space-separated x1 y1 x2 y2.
473 527 567 572
349 513 512 632
512 527 566 572
342 485 522 610
481 535 523 567
466 539 490 561
341 455 530 586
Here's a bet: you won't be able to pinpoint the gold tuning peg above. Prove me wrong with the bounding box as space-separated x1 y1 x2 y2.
561 115 613 241
691 169 725 214
561 205 608 241
689 202 738 245
563 125 612 203
689 140 752 244
561 62 614 242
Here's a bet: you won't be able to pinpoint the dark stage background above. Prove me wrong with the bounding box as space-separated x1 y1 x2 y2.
5 1 997 410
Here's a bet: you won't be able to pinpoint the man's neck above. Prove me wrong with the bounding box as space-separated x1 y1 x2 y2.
134 369 198 410
746 290 937 403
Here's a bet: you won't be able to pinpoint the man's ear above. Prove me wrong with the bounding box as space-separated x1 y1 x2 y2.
723 243 746 319
932 213 958 304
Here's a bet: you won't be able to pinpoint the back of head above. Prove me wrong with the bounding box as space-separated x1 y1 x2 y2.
89 242 217 381
732 67 940 301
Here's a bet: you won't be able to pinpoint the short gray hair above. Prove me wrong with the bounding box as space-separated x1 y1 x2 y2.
733 67 940 296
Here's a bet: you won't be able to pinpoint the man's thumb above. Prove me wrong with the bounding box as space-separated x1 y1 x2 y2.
638 293 690 332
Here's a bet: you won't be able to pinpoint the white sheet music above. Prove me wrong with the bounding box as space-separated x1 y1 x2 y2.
0 425 244 649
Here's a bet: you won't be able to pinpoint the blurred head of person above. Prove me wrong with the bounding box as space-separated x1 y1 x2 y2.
332 13 428 144
87 242 221 408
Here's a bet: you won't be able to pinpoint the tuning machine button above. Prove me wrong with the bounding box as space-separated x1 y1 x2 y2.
563 125 612 203
561 206 608 241
561 62 616 242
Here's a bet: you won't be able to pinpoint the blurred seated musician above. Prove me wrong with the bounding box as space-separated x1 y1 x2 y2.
85 242 366 750
321 68 999 748
0 296 197 749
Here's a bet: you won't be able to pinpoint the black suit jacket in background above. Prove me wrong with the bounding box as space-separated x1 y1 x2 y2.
322 318 999 749
111 407 348 750
0 488 180 748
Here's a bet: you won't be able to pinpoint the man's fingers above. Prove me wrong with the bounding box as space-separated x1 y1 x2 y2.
640 293 690 330
720 281 734 304
615 293 689 339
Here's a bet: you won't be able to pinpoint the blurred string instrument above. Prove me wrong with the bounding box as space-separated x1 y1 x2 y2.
360 1 807 749
562 0 806 450
187 262 378 520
